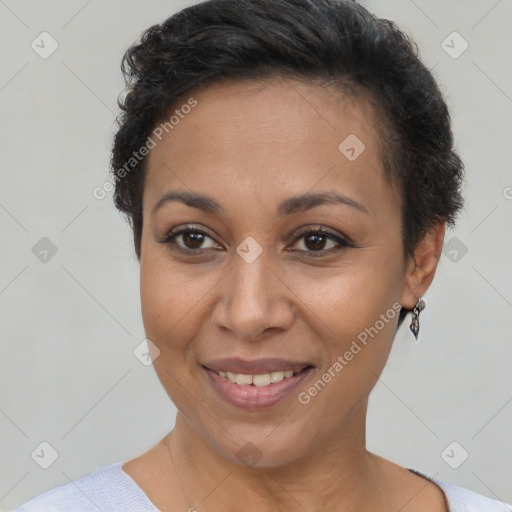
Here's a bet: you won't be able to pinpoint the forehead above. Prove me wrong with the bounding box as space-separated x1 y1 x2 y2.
143 78 397 220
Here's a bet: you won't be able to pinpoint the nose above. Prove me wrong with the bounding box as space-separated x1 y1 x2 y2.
211 244 296 342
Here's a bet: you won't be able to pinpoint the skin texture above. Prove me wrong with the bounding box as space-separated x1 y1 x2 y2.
122 78 448 511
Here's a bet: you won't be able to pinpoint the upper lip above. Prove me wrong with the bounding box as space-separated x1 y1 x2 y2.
202 358 312 375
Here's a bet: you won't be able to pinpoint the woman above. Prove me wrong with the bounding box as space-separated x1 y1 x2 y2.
15 0 511 510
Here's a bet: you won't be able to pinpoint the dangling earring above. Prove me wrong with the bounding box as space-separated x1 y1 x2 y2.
409 298 426 340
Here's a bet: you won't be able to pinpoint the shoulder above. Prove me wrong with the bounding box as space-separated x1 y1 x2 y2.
14 461 158 512
408 468 511 511
429 475 512 512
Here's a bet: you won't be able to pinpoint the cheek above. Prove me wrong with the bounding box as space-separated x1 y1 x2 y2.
140 245 189 354
282 252 403 338
139 253 208 410
139 247 221 357
292 267 400 427
141 265 192 346
279 251 403 413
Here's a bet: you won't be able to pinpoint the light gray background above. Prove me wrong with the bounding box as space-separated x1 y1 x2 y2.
1 0 511 510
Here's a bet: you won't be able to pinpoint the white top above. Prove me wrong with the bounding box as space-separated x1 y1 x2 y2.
14 461 512 511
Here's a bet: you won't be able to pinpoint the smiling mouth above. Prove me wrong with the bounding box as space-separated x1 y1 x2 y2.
202 363 314 409
209 367 310 386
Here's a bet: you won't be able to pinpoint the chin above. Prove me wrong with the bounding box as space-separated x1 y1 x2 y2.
195 414 319 470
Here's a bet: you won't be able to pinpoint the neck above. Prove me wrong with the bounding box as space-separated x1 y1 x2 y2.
162 402 391 512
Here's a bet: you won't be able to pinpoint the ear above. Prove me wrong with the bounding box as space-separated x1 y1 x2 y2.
400 222 446 309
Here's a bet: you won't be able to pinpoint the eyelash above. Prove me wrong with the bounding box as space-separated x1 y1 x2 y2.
159 224 353 258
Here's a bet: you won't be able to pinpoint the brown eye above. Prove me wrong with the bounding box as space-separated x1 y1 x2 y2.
302 233 330 251
160 226 221 253
290 228 351 256
181 231 207 249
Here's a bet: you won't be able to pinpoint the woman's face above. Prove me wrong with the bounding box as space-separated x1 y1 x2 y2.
140 79 414 466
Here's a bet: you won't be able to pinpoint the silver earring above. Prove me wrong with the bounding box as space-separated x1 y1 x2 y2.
409 298 426 340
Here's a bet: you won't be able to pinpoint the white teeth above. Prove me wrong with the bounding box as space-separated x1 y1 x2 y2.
216 369 302 386
252 373 271 387
270 371 285 383
236 373 253 385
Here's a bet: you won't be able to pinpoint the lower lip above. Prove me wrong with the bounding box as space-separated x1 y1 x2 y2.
203 366 313 410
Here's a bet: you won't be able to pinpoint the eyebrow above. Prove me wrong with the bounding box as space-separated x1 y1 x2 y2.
151 190 369 217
